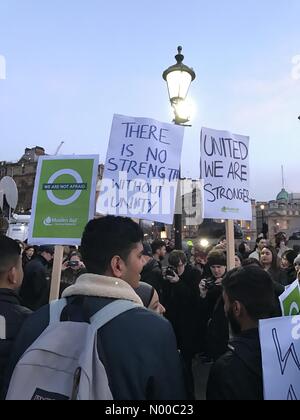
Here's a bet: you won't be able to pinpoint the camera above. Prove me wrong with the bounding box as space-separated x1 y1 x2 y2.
204 279 215 290
165 266 178 277
67 260 79 268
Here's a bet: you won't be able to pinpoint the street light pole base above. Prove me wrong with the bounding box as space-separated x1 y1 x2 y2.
174 213 182 250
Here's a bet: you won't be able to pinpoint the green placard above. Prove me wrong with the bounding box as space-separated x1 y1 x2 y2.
280 280 300 317
29 155 98 245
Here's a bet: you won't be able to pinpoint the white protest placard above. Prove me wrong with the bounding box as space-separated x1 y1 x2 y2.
259 316 300 400
200 127 251 221
280 280 300 316
97 114 184 224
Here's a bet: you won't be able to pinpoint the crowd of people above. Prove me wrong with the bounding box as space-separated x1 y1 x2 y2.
0 218 299 400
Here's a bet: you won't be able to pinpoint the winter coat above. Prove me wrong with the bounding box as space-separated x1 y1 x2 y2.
3 274 186 400
19 255 51 311
0 289 32 394
140 259 164 301
206 295 229 361
163 265 203 356
207 329 263 400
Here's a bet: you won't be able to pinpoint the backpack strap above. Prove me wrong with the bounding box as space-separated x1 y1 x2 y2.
89 300 140 332
49 298 67 325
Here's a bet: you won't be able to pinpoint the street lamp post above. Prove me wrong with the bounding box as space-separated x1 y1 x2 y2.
162 46 196 250
260 204 265 230
260 204 268 238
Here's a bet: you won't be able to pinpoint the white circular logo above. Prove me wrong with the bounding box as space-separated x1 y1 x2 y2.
43 217 52 226
46 169 83 206
289 302 300 316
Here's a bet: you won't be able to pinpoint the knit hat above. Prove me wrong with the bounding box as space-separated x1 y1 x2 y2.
39 245 55 255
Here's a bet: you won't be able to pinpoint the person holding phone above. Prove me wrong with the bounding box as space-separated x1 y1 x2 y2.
163 250 203 399
60 252 86 296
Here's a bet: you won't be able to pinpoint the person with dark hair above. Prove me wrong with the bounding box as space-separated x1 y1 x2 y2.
249 238 267 261
3 216 186 400
163 250 203 399
238 242 250 260
234 253 243 268
217 236 227 250
19 245 54 310
0 236 32 394
59 252 86 296
191 247 210 278
260 245 288 286
151 240 167 268
140 242 164 301
275 232 289 258
199 250 228 361
22 246 35 269
281 249 298 285
199 250 227 313
241 258 263 268
206 265 277 400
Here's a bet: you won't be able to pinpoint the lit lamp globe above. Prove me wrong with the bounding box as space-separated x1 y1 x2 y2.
200 239 209 249
163 46 196 125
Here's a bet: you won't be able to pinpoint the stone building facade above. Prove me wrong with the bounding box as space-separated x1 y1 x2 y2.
255 189 300 242
0 146 46 213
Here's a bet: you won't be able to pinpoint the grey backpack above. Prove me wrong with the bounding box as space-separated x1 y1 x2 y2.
6 299 139 400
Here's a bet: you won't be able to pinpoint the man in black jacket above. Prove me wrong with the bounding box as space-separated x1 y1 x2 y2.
0 236 32 394
19 245 54 310
163 250 202 399
206 265 276 400
140 242 164 301
4 216 186 400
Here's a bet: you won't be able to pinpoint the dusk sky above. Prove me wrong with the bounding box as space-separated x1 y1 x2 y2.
0 0 300 201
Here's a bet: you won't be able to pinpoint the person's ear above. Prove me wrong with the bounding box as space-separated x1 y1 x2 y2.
110 256 126 278
232 300 242 318
7 266 18 285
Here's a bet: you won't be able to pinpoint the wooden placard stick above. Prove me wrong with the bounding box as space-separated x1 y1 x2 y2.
226 220 235 271
49 245 64 302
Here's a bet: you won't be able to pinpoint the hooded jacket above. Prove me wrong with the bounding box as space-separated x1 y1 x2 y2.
19 255 51 311
206 329 263 400
3 274 186 400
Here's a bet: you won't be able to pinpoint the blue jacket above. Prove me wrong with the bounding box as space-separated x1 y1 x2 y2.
3 277 186 400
